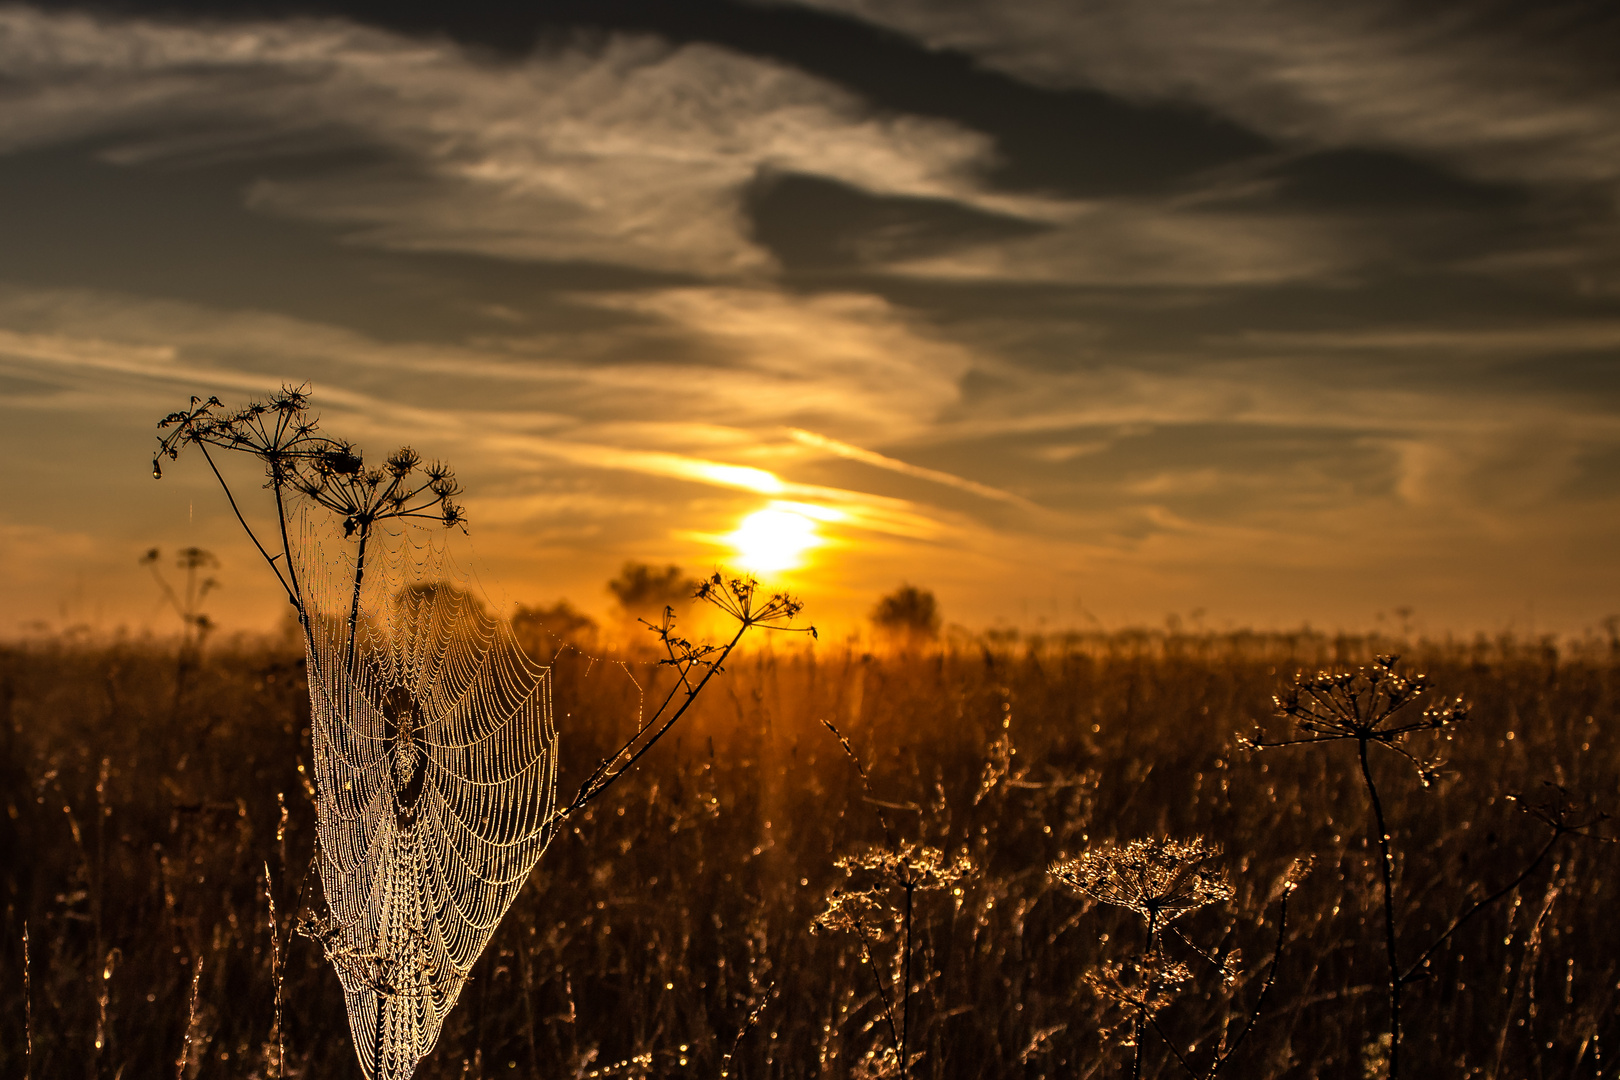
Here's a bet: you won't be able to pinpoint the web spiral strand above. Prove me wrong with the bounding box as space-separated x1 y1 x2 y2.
296 519 558 1080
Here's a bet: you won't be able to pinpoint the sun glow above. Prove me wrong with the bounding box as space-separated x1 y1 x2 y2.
726 505 828 572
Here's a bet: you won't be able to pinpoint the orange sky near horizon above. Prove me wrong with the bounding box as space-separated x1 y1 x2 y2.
5 2 1620 640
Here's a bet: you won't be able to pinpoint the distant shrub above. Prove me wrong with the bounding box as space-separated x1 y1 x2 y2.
513 600 599 657
608 562 699 618
871 584 940 641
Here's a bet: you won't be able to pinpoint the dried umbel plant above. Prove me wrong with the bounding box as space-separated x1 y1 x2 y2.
153 388 810 1080
1240 655 1466 1080
812 842 977 1080
814 718 977 1080
1245 654 1467 786
1050 843 1307 1080
1050 838 1234 942
1242 658 1607 1080
561 575 814 821
834 842 977 896
157 388 464 672
1083 954 1194 1046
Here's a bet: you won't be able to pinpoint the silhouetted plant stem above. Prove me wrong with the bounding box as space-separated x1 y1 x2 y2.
848 909 903 1057
1357 737 1401 1079
901 880 914 1080
1134 907 1160 1080
563 621 747 818
263 862 285 1079
22 921 30 1080
345 522 371 675
1208 884 1293 1076
1400 832 1558 985
196 442 294 603
1149 1013 1196 1077
270 471 312 649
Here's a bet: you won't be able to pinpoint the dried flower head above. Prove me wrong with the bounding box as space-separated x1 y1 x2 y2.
1507 783 1614 839
295 441 465 537
811 887 904 942
1049 837 1233 932
1244 655 1467 785
836 842 977 892
814 843 976 945
155 387 327 483
155 388 467 536
1280 854 1315 896
1085 954 1194 1014
695 573 814 636
850 1045 903 1080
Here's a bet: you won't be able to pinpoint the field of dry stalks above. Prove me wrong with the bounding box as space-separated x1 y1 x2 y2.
3 631 1617 1079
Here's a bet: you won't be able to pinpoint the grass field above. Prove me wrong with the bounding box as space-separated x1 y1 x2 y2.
3 629 1617 1079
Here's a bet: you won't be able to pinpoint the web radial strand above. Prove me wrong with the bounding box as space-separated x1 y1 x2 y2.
294 518 558 1080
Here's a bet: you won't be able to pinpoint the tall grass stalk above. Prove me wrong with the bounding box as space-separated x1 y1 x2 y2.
6 634 1616 1077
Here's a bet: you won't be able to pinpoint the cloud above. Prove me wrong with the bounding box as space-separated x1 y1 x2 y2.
882 204 1356 285
0 280 967 543
788 427 1035 506
0 7 1048 276
775 0 1620 193
0 278 974 440
569 288 974 438
0 7 1392 292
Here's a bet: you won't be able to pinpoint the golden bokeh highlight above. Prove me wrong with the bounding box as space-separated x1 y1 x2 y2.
724 501 844 572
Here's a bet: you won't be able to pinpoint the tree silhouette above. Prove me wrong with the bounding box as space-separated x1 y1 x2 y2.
608 562 699 617
871 584 940 641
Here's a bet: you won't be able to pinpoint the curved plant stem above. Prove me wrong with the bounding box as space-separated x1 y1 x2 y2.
1148 1012 1197 1078
849 910 903 1059
271 472 313 653
901 881 915 1080
1400 832 1560 985
344 522 371 675
1357 738 1401 1079
197 443 294 603
1134 908 1159 1080
561 622 749 819
1210 886 1292 1075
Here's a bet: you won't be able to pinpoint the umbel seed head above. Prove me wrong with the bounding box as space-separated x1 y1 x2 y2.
1050 837 1233 927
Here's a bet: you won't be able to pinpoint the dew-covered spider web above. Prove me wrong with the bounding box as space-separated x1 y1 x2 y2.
293 518 558 1080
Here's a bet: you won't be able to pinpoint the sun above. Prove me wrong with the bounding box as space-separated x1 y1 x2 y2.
727 507 822 572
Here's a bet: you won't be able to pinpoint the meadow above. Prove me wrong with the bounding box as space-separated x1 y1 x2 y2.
3 627 1617 1079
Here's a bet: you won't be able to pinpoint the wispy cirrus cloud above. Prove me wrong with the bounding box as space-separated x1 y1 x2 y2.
776 0 1620 190
0 7 1053 276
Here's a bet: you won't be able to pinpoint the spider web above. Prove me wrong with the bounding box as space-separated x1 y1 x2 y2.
294 518 558 1080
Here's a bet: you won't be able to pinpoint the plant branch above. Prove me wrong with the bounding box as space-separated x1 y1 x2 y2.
560 623 748 819
1358 738 1402 1080
1209 886 1292 1075
1400 831 1561 985
197 443 294 604
901 881 914 1080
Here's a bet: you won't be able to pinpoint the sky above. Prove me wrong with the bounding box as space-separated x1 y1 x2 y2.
3 0 1620 639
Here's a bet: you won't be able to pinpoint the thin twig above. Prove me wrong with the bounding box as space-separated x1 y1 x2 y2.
196 443 294 603
1357 738 1402 1079
560 623 748 820
175 955 204 1080
901 882 915 1080
1210 886 1293 1075
720 981 778 1080
1400 832 1561 985
847 909 903 1056
264 862 285 1079
22 921 30 1080
1147 1012 1198 1078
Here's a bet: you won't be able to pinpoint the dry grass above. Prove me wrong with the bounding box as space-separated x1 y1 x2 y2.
2 629 1617 1078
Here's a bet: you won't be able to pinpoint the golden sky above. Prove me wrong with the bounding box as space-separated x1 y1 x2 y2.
4 1 1620 637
